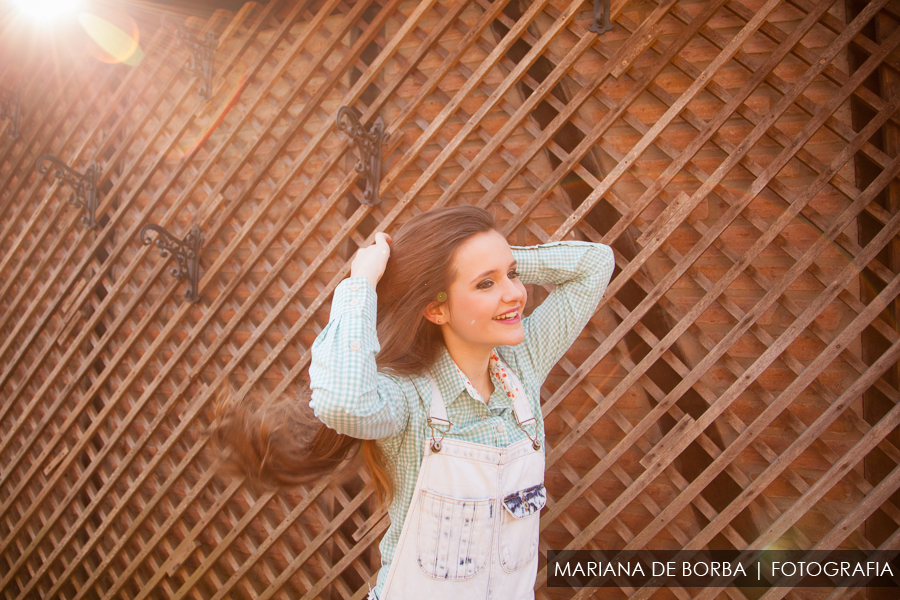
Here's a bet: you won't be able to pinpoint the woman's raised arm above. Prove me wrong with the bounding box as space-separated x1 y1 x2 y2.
309 276 409 439
309 233 409 440
512 241 615 384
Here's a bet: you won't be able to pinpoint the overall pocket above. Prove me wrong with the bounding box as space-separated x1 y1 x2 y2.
499 483 546 573
416 489 493 580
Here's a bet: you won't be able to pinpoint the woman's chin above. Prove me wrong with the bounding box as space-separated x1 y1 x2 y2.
493 327 525 347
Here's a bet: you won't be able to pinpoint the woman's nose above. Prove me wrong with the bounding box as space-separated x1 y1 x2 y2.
501 277 525 302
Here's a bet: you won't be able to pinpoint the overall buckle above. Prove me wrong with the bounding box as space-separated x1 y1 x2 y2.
427 416 451 452
517 417 541 450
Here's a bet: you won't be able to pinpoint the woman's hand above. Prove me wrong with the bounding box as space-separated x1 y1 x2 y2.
351 232 392 289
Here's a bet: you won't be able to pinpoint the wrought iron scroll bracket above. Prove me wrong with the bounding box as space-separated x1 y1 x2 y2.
37 155 101 229
589 0 614 35
0 82 20 140
140 223 204 303
336 106 390 206
162 15 217 102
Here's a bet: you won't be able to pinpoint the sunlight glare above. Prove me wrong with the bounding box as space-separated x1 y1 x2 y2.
9 0 81 21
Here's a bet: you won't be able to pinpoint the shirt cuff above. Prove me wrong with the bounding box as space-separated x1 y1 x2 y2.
330 276 377 323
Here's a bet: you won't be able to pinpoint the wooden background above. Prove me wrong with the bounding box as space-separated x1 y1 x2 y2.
1 0 899 597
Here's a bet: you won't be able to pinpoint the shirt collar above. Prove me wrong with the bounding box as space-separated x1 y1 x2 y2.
429 346 516 408
429 346 470 407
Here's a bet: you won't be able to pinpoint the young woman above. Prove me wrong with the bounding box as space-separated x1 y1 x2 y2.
307 205 614 599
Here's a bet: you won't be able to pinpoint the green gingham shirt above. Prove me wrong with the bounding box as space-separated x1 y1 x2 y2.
309 241 614 595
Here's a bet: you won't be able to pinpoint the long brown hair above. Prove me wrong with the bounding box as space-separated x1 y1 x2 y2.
208 206 497 502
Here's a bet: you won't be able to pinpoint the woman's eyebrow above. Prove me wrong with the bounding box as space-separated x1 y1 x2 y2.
470 260 517 283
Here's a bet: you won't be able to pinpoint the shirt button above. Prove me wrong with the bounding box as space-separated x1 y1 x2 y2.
496 423 504 433
350 341 361 351
349 298 359 306
350 284 360 291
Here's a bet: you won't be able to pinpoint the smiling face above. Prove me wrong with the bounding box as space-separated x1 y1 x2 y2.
430 229 528 357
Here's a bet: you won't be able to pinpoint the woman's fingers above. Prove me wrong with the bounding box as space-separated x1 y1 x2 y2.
375 232 392 256
350 232 392 288
374 232 391 255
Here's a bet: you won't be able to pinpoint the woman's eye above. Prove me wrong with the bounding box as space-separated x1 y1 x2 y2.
477 271 517 289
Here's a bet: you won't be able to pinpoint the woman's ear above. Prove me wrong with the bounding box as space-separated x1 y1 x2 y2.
423 300 448 325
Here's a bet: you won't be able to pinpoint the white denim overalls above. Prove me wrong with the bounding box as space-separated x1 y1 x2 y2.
375 363 546 600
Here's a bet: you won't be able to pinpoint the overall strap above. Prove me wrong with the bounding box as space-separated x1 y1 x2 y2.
426 376 451 452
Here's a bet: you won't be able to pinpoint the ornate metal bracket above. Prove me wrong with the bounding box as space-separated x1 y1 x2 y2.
162 15 217 102
336 107 390 206
37 156 101 229
140 223 204 303
589 0 614 35
0 83 20 139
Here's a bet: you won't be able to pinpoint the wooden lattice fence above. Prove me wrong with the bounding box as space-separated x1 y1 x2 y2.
1 0 900 598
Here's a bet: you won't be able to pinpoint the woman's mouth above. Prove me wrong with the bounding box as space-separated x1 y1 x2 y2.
493 309 520 324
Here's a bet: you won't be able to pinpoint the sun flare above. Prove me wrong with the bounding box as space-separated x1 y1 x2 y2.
8 0 82 21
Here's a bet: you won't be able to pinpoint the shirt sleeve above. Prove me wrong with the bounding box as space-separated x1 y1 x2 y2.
308 276 409 440
512 241 615 384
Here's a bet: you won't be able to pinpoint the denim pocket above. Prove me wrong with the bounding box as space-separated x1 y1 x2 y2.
499 484 546 572
416 489 493 580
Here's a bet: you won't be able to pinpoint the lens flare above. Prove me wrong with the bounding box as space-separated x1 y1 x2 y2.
78 12 143 66
10 0 80 21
